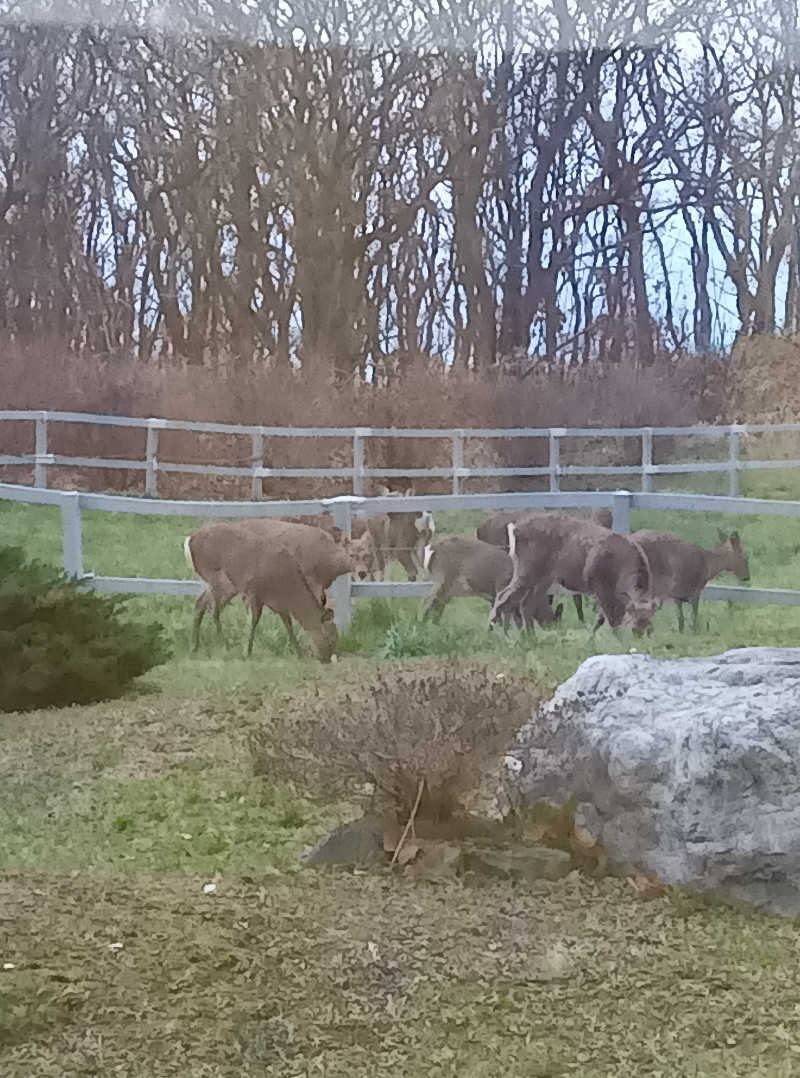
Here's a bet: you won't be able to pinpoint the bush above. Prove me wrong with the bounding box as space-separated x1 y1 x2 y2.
249 661 536 825
0 546 171 713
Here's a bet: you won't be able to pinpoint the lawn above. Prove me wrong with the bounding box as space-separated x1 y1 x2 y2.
2 479 800 1075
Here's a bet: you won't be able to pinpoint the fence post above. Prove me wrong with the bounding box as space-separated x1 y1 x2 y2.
61 492 84 578
250 431 264 500
145 421 159 498
451 430 464 494
641 427 653 493
612 489 632 533
329 498 355 629
352 429 367 496
728 425 744 497
548 429 564 492
34 411 49 489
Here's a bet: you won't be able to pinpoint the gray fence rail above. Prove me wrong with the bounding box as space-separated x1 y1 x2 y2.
2 410 800 497
2 482 800 628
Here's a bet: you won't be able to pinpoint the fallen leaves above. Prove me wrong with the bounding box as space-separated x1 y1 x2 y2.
1 870 799 1077
627 872 671 900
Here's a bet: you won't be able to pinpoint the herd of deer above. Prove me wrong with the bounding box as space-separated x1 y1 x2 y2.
185 488 750 662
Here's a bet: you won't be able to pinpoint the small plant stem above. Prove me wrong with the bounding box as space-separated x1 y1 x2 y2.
390 778 425 866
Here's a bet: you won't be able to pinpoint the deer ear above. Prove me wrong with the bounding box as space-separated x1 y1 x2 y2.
730 530 740 544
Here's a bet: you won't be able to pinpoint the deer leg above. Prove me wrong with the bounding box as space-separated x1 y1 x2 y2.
573 594 585 624
396 549 418 582
490 576 525 626
192 592 209 652
691 598 700 633
245 599 263 659
516 592 539 634
374 548 387 582
279 612 304 657
676 601 685 633
421 586 447 622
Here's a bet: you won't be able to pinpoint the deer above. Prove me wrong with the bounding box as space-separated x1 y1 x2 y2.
477 508 613 623
355 486 435 581
631 529 750 632
184 522 338 660
272 514 379 578
420 535 563 629
280 492 433 581
185 518 374 655
490 512 657 635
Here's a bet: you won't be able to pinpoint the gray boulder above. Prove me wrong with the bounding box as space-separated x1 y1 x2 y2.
507 647 800 915
462 844 573 883
302 815 385 866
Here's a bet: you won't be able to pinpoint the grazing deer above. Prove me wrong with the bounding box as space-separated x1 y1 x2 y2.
184 522 338 660
267 516 378 579
477 508 613 623
632 529 750 632
186 517 372 654
281 494 434 581
420 536 563 629
357 486 435 581
490 513 656 634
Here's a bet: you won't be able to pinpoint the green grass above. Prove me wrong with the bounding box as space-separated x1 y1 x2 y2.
0 768 321 875
3 490 800 690
3 486 800 1074
4 668 800 1076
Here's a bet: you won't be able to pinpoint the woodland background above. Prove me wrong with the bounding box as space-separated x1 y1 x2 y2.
2 0 800 441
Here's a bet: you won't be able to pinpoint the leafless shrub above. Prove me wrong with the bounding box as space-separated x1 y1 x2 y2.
0 339 722 497
248 662 536 825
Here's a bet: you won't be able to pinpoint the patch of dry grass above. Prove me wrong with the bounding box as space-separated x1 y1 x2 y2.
3 870 800 1076
3 661 800 1075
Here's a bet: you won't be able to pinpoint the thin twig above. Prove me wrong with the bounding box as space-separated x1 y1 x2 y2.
390 778 425 867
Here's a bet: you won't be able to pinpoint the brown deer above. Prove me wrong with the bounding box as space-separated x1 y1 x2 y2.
281 493 434 581
478 508 613 623
632 529 750 632
490 513 656 634
355 486 435 581
420 536 563 629
268 515 378 579
184 522 338 660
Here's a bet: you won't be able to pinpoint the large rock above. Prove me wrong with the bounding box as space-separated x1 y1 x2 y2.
507 647 800 915
462 844 573 883
302 815 385 866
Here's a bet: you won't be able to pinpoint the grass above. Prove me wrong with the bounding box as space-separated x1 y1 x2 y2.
4 671 800 1076
3 484 800 690
3 480 800 1073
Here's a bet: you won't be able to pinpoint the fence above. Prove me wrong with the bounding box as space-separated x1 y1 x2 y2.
3 482 800 629
3 410 800 497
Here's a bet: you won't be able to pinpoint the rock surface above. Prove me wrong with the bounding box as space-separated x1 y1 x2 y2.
507 647 800 915
303 814 575 882
303 814 385 866
462 844 573 882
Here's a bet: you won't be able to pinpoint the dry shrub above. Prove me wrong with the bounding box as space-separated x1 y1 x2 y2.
721 334 800 468
249 661 536 825
726 333 800 423
0 336 726 497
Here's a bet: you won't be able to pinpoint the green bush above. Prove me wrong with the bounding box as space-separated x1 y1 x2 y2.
0 546 171 713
